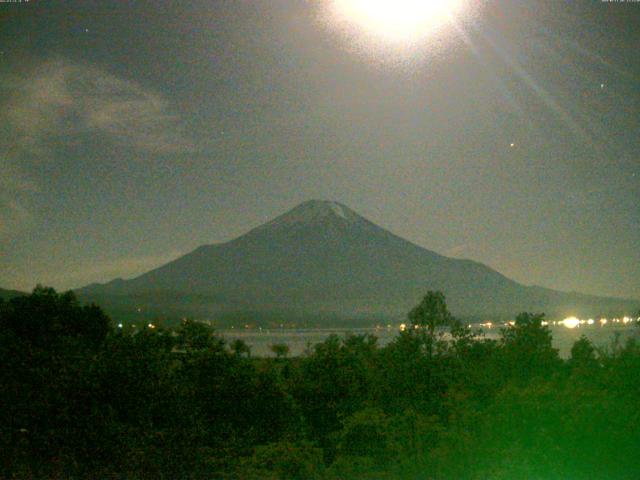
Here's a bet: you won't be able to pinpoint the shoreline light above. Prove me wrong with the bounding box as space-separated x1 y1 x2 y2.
561 317 580 329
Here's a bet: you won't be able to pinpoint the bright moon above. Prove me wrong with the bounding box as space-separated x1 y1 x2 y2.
331 0 464 43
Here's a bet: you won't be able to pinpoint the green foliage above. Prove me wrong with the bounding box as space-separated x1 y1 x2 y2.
3 287 640 479
499 312 561 382
175 318 224 352
569 335 598 371
270 342 290 359
408 290 454 336
239 441 325 479
0 285 111 348
336 408 391 462
231 338 252 358
289 334 378 449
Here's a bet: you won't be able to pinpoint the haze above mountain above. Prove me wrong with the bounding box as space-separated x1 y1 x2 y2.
77 200 638 322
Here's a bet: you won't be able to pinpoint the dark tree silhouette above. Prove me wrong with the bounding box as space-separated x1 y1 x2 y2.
570 335 598 369
231 338 251 358
500 312 560 381
270 342 290 359
175 318 224 353
408 291 454 337
0 285 111 348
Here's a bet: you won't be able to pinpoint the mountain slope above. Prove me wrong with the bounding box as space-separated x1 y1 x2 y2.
78 200 638 321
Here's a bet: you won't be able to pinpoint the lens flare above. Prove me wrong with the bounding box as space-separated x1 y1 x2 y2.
330 0 464 43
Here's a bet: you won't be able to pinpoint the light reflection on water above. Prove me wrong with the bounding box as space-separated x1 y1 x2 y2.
220 321 639 359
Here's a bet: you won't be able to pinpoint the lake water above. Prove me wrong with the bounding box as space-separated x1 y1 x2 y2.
220 322 640 358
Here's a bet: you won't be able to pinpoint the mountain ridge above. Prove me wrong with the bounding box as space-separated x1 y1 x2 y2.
77 200 639 322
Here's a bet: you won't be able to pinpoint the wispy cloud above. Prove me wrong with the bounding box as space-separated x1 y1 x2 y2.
0 194 34 238
0 161 38 238
6 58 195 156
0 58 195 238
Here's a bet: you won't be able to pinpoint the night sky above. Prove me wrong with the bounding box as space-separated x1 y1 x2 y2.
1 0 638 299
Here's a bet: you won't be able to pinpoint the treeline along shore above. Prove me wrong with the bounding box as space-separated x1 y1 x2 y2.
2 287 640 479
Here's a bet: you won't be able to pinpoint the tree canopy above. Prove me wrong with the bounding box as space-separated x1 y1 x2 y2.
407 290 454 336
2 287 639 479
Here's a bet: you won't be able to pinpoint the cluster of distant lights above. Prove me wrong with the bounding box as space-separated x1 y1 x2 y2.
116 322 156 329
115 316 638 332
475 316 639 330
398 316 639 332
556 316 639 329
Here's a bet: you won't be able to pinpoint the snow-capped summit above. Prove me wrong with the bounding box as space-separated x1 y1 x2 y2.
256 200 363 231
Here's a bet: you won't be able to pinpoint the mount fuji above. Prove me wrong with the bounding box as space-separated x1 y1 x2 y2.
77 200 638 323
